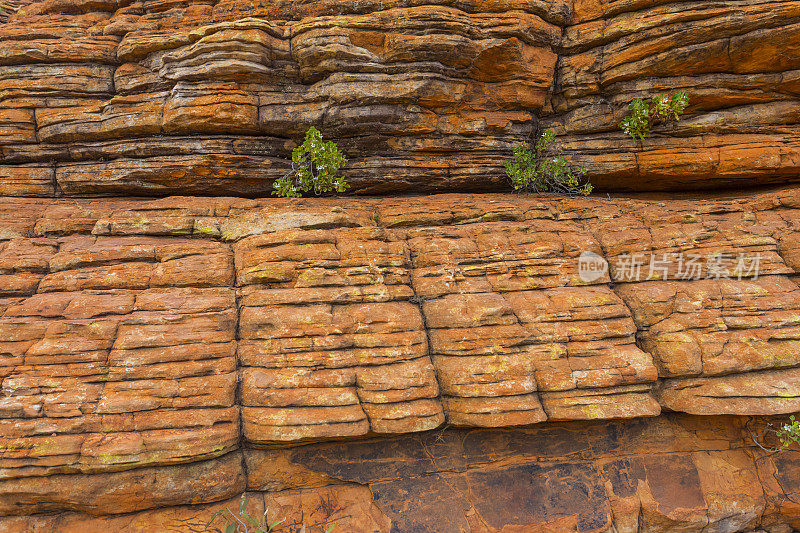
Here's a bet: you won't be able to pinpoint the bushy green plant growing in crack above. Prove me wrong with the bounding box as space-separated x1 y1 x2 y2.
620 91 689 141
272 126 347 198
504 129 592 196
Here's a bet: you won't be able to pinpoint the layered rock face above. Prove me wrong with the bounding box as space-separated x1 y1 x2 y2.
1 187 800 531
0 0 798 195
0 0 565 196
2 415 798 532
2 0 800 531
551 0 800 191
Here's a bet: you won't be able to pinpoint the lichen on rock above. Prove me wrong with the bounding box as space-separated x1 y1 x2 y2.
0 0 799 531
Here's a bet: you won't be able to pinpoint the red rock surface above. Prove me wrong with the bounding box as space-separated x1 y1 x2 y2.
0 0 797 195
2 1 800 530
0 415 797 532
553 0 800 190
0 188 799 530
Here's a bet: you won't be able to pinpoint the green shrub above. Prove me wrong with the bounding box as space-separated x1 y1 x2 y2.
503 129 592 196
777 415 800 449
620 91 689 141
748 415 800 454
273 127 347 198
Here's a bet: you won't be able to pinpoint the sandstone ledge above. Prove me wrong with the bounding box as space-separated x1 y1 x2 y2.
0 415 797 532
0 0 799 195
0 188 799 529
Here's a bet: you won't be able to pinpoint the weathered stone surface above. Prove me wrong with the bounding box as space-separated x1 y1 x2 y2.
267 414 794 532
659 368 800 415
1 190 798 453
551 0 800 190
0 2 567 196
2 0 800 516
236 226 442 442
3 415 796 532
0 189 797 523
0 232 239 492
617 276 800 377
0 452 245 516
0 188 797 529
2 0 798 194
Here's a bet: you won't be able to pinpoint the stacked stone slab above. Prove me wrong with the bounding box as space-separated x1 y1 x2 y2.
552 0 800 190
1 0 800 531
0 189 799 530
0 0 798 196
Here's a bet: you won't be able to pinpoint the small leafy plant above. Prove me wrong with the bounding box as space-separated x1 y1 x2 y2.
748 415 800 453
205 495 335 533
504 129 592 196
777 415 800 449
620 91 689 141
272 126 347 198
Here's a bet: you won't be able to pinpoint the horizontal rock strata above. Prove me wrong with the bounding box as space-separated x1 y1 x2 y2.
0 0 798 195
0 0 563 196
3 2 800 530
551 0 800 190
0 188 799 530
0 415 797 532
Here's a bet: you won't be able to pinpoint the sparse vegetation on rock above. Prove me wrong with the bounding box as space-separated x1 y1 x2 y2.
205 495 335 533
504 129 592 196
748 415 800 453
272 127 347 198
778 415 800 448
620 91 689 141
5 0 800 530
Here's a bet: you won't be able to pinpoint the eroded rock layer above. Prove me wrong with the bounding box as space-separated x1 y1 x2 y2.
2 415 798 533
0 188 799 531
551 0 800 191
3 1 800 528
0 0 798 195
